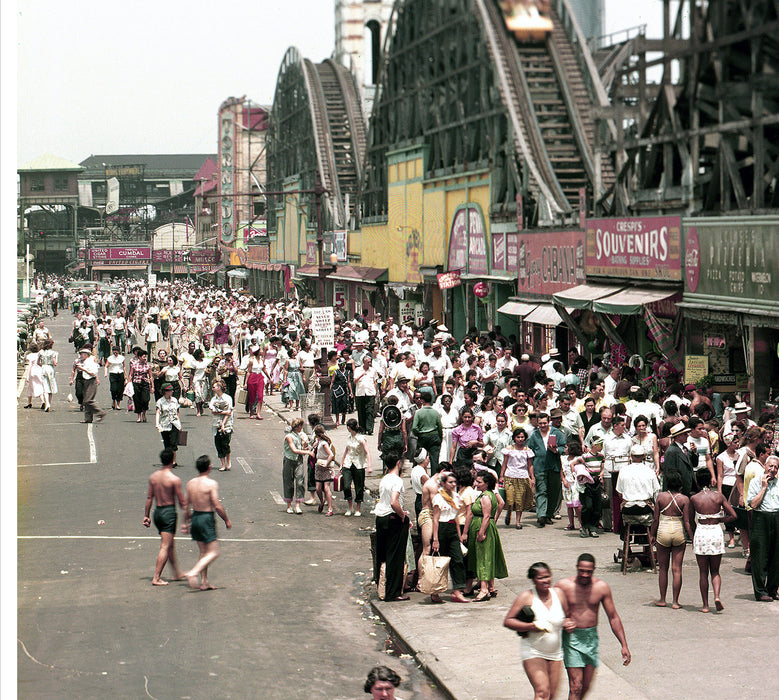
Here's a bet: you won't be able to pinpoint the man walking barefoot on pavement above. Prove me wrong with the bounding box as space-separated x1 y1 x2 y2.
555 553 630 699
182 455 232 590
143 448 187 586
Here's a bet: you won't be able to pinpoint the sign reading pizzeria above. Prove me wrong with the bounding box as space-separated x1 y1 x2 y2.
586 216 682 280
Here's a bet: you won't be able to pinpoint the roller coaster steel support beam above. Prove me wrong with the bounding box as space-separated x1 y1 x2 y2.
206 184 333 303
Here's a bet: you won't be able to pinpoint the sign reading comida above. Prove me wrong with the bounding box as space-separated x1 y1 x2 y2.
586 216 682 280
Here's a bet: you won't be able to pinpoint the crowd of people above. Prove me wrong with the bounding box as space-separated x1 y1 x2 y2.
20 273 779 697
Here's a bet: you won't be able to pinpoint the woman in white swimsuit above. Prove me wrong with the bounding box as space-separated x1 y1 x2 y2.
689 470 737 613
504 562 571 700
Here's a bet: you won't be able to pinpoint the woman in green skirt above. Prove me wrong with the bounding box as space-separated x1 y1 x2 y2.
463 470 508 601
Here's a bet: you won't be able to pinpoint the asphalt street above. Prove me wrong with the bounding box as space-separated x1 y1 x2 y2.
17 314 442 700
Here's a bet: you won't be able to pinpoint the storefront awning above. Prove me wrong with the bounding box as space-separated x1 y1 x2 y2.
328 265 388 284
497 300 536 316
296 264 320 278
524 304 564 326
593 287 679 315
90 264 148 271
552 283 626 310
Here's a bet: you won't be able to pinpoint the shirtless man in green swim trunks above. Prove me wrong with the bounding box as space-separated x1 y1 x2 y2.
182 455 232 590
555 553 630 699
143 448 187 586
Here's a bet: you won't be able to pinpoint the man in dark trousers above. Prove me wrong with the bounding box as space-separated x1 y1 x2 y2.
527 412 567 526
662 423 694 495
412 387 443 474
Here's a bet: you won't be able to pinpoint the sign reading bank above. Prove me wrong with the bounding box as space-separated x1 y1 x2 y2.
586 216 681 281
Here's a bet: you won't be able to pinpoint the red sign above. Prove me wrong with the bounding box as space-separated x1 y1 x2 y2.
685 226 700 293
518 230 585 296
586 216 682 280
87 246 151 262
473 282 490 298
153 249 189 263
437 270 462 289
306 241 317 264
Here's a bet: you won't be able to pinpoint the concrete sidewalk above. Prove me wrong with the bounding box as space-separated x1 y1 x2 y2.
262 392 775 700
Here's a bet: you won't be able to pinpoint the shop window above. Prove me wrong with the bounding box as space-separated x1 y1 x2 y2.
92 181 107 197
30 175 45 192
544 326 556 353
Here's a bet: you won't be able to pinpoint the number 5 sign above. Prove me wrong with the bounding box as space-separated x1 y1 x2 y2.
334 283 346 308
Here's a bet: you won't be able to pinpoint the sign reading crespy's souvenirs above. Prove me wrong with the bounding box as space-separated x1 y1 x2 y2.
586 216 682 280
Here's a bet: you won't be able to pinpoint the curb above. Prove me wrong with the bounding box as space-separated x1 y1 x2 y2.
369 596 459 700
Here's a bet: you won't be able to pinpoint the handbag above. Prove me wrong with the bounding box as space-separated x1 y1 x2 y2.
177 430 188 446
236 386 248 405
123 382 135 398
515 604 535 637
333 470 343 491
417 553 451 595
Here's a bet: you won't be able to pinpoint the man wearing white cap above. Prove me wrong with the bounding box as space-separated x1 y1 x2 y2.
616 444 660 511
616 444 660 545
76 345 106 424
541 348 559 377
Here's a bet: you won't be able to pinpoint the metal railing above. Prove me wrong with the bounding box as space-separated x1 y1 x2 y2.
588 24 647 52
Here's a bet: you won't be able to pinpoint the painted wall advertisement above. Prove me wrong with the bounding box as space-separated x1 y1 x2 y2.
334 230 348 263
517 230 585 296
684 218 779 302
492 231 519 272
447 204 488 275
586 216 682 280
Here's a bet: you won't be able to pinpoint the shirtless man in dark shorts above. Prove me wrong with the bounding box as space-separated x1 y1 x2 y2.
182 455 232 590
555 553 631 699
143 448 187 586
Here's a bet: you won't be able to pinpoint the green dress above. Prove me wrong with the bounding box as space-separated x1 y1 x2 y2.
467 490 508 581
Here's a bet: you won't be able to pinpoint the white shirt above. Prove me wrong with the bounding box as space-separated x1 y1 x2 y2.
432 491 461 523
603 432 633 473
106 354 125 374
79 355 100 380
354 366 379 397
616 461 660 506
143 323 160 342
375 473 404 517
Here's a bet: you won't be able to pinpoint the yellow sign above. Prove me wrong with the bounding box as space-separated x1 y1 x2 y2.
684 355 709 385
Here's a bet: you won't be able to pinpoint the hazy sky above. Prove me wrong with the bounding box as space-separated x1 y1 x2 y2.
12 0 663 166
